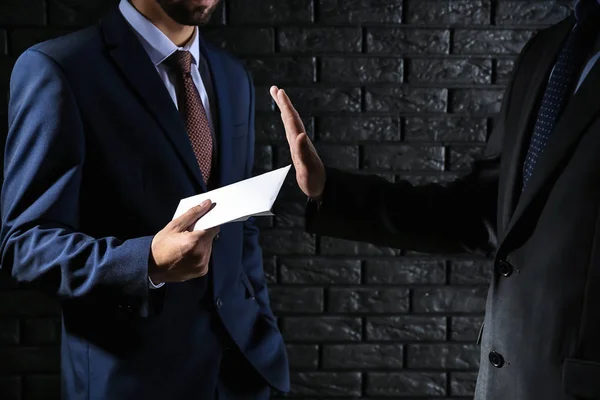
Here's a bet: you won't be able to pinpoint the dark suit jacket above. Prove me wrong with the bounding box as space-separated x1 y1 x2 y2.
0 7 289 400
307 15 600 400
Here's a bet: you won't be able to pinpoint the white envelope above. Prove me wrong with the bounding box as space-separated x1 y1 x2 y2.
172 165 292 230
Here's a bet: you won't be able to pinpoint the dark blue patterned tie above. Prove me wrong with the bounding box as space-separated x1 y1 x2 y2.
521 0 600 188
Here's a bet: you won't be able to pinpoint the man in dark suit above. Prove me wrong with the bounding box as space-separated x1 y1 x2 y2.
270 0 600 399
0 0 288 398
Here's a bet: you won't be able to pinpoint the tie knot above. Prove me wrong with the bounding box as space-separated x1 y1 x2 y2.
165 50 193 75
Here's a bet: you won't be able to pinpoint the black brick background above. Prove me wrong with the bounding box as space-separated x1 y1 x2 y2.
0 0 571 399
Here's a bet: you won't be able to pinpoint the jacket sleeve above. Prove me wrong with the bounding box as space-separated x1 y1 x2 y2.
0 49 154 317
306 36 535 256
240 69 276 321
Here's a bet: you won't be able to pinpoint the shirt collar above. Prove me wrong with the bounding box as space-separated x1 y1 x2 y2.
118 0 200 67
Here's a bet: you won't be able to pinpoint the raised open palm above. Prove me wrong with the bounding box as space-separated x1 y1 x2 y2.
270 86 326 198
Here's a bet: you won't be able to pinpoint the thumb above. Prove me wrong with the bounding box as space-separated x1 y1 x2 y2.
169 200 214 232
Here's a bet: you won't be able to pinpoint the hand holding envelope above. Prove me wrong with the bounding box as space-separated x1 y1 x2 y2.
173 165 292 230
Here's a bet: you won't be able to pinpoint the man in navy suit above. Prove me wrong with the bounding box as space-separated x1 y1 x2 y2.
0 0 289 398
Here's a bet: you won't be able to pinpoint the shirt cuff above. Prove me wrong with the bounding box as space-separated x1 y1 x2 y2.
148 276 165 289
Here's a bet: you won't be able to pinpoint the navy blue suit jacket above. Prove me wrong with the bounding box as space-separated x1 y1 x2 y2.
0 7 289 399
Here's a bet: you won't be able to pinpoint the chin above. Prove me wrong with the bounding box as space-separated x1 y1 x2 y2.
158 0 221 26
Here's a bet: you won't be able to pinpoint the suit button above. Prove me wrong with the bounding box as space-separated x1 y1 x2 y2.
489 351 504 368
215 297 223 310
498 260 513 277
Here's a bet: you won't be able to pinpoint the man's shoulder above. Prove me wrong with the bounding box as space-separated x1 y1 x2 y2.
24 24 102 68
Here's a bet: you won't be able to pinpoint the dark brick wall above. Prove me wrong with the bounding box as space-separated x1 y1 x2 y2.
0 0 570 399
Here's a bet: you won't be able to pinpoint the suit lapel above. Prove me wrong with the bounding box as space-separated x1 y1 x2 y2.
99 8 207 192
498 18 575 238
198 36 235 188
503 17 600 244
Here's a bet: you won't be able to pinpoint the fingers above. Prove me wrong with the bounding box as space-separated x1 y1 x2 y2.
169 200 213 232
270 86 306 139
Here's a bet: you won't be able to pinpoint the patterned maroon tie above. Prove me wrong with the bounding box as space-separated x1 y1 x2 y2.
165 50 213 183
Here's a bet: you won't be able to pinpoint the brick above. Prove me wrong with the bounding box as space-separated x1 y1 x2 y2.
280 87 361 113
0 319 19 345
365 259 446 284
328 288 410 313
279 258 361 284
398 173 460 186
259 230 316 255
448 145 485 171
409 58 492 85
317 116 400 142
10 29 73 56
277 144 358 169
366 316 447 341
453 30 535 55
0 0 45 26
320 237 401 257
367 28 450 54
229 0 313 23
21 318 60 346
272 201 306 229
451 316 485 341
317 144 359 169
278 27 362 53
254 114 313 142
202 28 274 55
23 375 60 400
245 57 315 85
321 57 403 84
0 347 59 373
497 58 516 84
367 372 446 397
366 87 448 113
495 1 571 25
290 372 362 397
405 0 491 25
449 88 504 114
46 0 114 27
404 116 487 142
0 376 21 400
318 0 402 23
286 344 319 369
268 286 324 313
263 256 277 284
363 145 445 172
407 344 480 369
0 291 60 317
254 145 273 171
254 88 275 113
323 344 403 369
450 259 493 284
451 372 478 396
281 317 362 341
413 287 488 313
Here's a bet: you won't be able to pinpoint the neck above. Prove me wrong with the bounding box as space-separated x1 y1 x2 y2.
130 0 195 47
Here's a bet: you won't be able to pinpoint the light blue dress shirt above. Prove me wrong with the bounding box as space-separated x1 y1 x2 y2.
118 0 216 288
